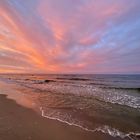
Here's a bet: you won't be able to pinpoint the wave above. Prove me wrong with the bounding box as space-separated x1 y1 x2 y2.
3 77 140 109
40 107 140 140
100 86 140 92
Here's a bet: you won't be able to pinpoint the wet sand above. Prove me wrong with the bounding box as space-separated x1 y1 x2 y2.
0 80 123 140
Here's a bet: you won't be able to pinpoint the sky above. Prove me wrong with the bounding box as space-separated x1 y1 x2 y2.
0 0 140 74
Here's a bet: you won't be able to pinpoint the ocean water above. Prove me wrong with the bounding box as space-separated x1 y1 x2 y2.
0 74 140 140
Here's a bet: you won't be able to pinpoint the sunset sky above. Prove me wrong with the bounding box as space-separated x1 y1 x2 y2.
0 0 140 74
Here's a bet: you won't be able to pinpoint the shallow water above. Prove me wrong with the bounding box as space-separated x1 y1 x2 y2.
0 74 140 140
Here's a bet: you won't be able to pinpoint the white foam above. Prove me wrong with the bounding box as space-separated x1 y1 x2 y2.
40 107 140 140
6 76 140 109
17 80 140 109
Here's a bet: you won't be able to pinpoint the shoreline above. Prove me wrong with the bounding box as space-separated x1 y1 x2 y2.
0 80 123 140
0 94 122 140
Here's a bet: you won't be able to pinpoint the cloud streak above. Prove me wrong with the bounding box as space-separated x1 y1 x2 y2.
0 0 140 73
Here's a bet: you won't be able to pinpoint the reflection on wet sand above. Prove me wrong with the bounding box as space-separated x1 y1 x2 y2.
0 81 37 109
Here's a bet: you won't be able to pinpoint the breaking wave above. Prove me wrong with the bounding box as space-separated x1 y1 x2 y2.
40 107 140 140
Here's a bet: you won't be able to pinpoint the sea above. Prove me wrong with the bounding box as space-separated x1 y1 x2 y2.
0 74 140 140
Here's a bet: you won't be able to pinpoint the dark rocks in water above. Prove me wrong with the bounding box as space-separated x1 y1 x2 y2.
44 80 52 83
35 79 55 84
56 78 89 81
41 79 55 83
25 79 29 81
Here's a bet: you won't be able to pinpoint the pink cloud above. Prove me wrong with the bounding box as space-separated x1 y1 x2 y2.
0 0 140 73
